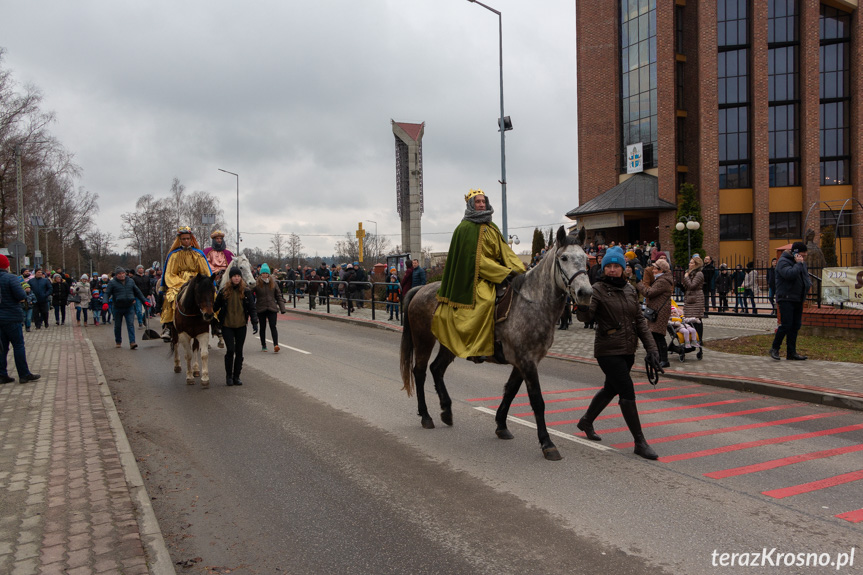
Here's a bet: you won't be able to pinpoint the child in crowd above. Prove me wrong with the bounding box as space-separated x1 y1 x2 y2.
22 283 37 332
669 303 701 349
89 289 102 325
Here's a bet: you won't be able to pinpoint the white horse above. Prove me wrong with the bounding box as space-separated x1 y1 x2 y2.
212 254 256 348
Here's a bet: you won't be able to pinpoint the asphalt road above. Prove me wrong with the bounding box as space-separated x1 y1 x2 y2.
97 314 862 574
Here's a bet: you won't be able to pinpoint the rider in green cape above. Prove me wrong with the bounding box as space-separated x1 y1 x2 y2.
431 189 525 361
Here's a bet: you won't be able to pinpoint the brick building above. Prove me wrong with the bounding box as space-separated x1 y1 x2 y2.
572 0 862 265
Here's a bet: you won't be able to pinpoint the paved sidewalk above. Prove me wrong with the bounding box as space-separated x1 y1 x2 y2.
0 323 174 575
284 297 863 411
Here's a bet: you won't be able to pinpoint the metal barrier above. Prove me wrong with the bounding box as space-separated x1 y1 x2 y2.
692 265 822 316
277 280 403 322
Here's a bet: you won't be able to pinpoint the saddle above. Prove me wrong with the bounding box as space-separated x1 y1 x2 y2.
494 273 524 324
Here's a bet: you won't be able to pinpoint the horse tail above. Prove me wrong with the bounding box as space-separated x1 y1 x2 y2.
399 287 417 397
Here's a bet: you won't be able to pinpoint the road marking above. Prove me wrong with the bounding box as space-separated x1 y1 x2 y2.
550 398 752 426
836 508 863 523
762 469 863 499
264 338 311 355
614 411 845 449
524 391 729 417
473 407 616 452
659 422 863 463
705 444 863 479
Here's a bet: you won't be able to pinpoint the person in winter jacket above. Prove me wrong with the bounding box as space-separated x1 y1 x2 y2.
742 261 759 314
574 246 662 460
637 258 674 367
103 267 148 349
214 266 259 386
681 255 705 343
132 265 152 327
72 275 92 326
584 251 604 329
51 273 70 325
767 257 778 316
253 263 286 352
386 268 401 321
22 284 37 332
715 263 732 312
28 269 52 330
732 264 746 313
0 254 40 383
701 255 716 316
89 289 103 325
769 242 812 361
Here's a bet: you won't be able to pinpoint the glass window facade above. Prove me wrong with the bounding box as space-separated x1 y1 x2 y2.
719 213 753 241
819 5 851 185
820 210 852 238
620 0 657 171
768 0 799 187
718 0 750 189
768 212 801 240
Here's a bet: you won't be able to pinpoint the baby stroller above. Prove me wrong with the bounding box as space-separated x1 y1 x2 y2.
666 299 703 362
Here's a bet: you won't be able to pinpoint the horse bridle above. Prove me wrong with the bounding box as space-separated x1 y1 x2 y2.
175 282 210 318
555 255 587 297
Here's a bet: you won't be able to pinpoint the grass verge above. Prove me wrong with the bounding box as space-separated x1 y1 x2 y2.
707 334 863 364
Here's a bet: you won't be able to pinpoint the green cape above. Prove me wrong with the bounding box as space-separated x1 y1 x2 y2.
436 220 500 309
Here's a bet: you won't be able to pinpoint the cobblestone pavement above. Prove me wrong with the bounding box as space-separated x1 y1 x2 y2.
284 296 863 410
0 323 174 575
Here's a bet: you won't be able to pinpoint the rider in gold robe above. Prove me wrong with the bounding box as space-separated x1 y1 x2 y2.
431 189 525 362
159 226 212 340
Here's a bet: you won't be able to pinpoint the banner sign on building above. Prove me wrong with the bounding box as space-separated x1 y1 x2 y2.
581 212 624 230
626 142 644 174
821 267 863 305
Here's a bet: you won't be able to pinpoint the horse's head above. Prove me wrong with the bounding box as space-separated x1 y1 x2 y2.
554 226 592 306
193 273 216 322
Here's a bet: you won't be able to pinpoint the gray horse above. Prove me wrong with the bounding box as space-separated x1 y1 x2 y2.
400 226 592 460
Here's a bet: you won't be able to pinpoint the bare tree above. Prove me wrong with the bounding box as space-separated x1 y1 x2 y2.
270 233 287 270
334 232 359 262
85 230 114 272
287 233 303 269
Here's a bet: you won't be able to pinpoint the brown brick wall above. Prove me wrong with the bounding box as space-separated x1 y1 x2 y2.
576 0 621 202
800 0 822 237
751 1 771 264
656 1 677 251
696 1 720 260
851 7 863 265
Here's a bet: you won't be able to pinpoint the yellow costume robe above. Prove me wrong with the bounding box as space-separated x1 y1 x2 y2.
160 248 211 324
431 223 524 357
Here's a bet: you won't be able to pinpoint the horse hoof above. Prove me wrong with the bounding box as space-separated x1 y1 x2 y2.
201 380 210 388
542 447 563 461
421 418 435 429
495 428 514 440
440 411 453 426
173 366 181 373
186 380 195 385
193 371 201 378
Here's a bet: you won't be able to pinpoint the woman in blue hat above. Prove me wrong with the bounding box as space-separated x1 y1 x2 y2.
253 263 286 352
574 246 663 460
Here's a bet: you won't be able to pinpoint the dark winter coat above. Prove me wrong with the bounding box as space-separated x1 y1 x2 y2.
253 277 287 313
681 269 705 319
412 266 427 286
575 277 657 358
0 269 26 323
103 277 146 310
29 276 52 304
637 272 674 335
702 262 716 291
214 285 258 330
132 272 152 297
774 250 812 302
715 271 732 294
399 262 414 297
51 280 70 307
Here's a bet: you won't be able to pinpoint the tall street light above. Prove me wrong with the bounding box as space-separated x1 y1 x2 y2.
676 216 701 261
467 0 512 239
218 169 240 250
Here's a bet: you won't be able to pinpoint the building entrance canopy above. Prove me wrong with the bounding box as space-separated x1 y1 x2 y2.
566 173 677 221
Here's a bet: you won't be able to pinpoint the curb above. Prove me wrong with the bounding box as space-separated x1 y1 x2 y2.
287 307 863 414
84 334 177 574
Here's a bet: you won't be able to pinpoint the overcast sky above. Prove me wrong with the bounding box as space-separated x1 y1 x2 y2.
2 0 579 259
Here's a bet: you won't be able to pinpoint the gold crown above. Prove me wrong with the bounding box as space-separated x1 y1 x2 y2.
177 226 193 235
210 230 225 238
464 188 485 202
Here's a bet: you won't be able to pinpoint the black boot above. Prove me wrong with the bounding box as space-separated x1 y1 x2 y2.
619 399 658 460
226 374 234 386
577 388 616 441
232 371 243 386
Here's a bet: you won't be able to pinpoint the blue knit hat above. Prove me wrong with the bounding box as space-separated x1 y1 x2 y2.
260 263 271 274
602 246 626 271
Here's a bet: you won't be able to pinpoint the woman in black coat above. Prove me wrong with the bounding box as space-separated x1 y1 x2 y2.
214 267 259 387
51 274 70 326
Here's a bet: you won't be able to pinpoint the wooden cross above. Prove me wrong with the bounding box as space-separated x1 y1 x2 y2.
356 222 365 263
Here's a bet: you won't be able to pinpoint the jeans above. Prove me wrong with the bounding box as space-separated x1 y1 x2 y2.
768 287 776 312
743 288 756 313
258 310 279 347
771 300 803 357
134 299 145 325
24 309 33 329
222 325 247 377
734 290 747 313
76 306 89 323
596 355 636 401
0 321 32 378
54 303 67 324
113 306 136 345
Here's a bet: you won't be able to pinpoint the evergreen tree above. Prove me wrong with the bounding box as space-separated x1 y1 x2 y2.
672 183 704 268
531 228 545 260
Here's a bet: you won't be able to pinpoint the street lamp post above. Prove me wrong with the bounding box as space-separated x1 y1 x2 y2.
467 0 511 239
676 216 701 261
218 169 240 250
508 234 520 248
365 220 377 262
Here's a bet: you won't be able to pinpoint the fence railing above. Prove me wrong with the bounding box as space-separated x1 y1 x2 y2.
277 280 403 322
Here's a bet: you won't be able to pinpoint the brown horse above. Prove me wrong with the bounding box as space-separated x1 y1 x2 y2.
172 273 215 387
400 226 592 460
